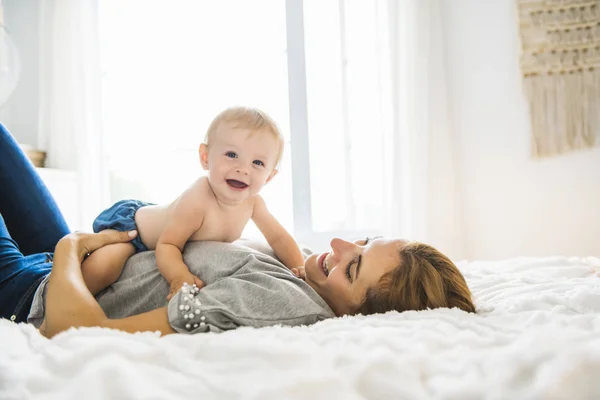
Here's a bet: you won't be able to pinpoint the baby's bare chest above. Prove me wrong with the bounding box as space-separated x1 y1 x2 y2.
189 204 253 243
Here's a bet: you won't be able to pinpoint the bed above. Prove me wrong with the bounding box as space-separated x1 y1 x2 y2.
1 256 599 399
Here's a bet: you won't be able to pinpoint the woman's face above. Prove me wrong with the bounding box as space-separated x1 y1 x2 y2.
304 237 406 316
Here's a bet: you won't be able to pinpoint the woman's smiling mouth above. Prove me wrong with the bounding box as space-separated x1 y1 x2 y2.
318 252 330 276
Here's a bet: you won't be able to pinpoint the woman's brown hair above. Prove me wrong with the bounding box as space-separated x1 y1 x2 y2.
356 242 475 315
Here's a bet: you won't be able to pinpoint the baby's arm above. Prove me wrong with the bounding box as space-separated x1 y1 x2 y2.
251 195 305 274
156 182 206 300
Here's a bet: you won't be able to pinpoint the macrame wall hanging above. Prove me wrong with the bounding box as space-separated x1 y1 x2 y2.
517 0 600 157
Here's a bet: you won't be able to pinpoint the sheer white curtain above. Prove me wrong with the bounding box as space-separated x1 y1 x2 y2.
38 0 105 230
295 0 394 249
387 0 464 259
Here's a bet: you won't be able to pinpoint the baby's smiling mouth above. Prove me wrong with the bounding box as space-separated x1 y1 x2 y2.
226 179 248 189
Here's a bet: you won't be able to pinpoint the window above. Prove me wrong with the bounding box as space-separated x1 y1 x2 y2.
99 0 392 251
296 0 392 249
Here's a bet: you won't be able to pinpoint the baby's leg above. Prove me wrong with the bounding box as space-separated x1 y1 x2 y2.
81 243 135 295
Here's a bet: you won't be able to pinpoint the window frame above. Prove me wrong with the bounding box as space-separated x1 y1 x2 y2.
285 0 383 251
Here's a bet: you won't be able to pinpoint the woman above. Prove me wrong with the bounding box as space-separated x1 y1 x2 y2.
0 123 475 337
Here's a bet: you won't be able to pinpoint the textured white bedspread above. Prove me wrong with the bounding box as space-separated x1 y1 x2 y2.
1 256 600 400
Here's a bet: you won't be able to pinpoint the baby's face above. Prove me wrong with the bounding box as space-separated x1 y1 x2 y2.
203 123 279 205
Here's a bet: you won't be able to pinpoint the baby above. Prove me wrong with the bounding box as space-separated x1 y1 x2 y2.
81 106 305 299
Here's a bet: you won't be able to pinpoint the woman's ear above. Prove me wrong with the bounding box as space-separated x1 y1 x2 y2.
199 143 209 170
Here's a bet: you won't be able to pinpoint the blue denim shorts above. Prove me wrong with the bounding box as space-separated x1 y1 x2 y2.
92 199 154 253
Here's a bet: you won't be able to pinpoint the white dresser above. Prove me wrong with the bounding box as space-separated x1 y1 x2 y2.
36 168 82 231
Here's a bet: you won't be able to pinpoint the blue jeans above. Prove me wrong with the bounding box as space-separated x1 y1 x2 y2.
0 123 70 322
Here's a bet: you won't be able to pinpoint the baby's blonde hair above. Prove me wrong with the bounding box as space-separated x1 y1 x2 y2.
204 106 285 167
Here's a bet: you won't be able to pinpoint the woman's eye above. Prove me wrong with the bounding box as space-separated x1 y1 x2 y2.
346 260 355 282
354 237 370 246
225 151 237 158
253 160 265 167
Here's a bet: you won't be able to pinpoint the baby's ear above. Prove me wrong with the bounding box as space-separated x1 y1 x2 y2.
199 143 209 170
266 168 278 184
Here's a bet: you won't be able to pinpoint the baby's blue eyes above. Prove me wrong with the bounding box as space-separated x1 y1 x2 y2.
224 152 265 167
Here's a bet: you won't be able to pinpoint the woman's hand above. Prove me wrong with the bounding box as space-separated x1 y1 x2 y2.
43 229 176 338
58 229 138 262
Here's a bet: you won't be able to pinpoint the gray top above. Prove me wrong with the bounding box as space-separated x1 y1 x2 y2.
28 240 335 333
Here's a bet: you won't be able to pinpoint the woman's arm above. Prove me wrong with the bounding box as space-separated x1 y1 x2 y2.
42 230 175 338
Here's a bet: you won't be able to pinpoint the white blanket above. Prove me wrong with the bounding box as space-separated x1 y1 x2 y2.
1 256 600 400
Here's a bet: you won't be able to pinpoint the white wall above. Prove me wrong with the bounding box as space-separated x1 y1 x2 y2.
0 0 40 146
442 0 600 260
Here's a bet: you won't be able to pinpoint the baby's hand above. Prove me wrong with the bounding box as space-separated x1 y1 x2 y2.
291 267 305 280
167 273 205 301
